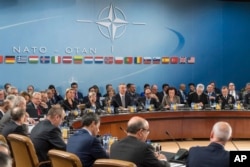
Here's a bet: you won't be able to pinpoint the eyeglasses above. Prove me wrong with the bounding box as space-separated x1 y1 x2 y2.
142 128 150 133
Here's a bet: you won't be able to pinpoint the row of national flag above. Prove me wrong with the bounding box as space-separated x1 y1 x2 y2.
0 55 195 64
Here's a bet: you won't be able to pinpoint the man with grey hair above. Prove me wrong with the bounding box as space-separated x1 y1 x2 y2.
187 83 208 109
187 121 232 167
26 92 48 120
111 83 132 110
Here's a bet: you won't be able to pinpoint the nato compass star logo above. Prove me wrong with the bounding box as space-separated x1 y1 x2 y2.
77 4 146 53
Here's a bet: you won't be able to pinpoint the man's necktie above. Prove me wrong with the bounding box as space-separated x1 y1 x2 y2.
121 96 126 107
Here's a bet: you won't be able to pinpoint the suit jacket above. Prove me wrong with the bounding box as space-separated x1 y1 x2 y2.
157 91 166 104
111 93 132 108
0 111 11 133
26 102 48 119
187 92 209 108
215 94 235 109
1 120 27 138
176 90 188 104
161 95 180 107
127 92 141 105
30 120 66 162
61 99 78 111
187 142 229 167
110 136 170 167
137 97 161 110
74 91 84 104
205 91 217 104
67 129 108 167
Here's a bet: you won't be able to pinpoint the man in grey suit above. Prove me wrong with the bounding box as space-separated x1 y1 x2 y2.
187 121 232 167
110 116 170 167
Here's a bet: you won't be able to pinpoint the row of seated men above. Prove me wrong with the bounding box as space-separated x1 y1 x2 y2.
1 81 250 121
0 99 233 167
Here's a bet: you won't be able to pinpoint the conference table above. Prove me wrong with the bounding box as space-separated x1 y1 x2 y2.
97 110 250 140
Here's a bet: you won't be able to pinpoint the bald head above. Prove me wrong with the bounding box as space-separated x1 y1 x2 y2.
211 121 232 144
127 116 148 134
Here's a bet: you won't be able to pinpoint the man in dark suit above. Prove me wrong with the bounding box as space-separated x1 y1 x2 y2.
158 83 169 104
26 92 48 120
30 105 66 163
71 82 84 104
126 83 140 105
67 112 108 167
228 82 242 102
205 84 217 104
137 88 161 110
2 107 28 138
111 83 132 110
216 86 235 109
176 83 188 104
187 121 232 167
110 116 170 167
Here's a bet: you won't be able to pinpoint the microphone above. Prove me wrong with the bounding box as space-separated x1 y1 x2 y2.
119 126 127 135
231 138 239 151
165 131 188 161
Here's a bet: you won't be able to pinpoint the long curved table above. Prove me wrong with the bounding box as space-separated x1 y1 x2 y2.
98 110 250 140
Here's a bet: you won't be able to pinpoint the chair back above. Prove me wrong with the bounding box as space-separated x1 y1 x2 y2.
48 149 82 167
93 159 137 167
0 134 7 143
7 134 41 167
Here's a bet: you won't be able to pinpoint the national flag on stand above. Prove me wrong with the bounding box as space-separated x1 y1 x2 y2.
152 57 161 64
5 56 15 64
40 56 50 64
29 55 39 64
114 57 123 64
16 56 27 63
51 56 61 64
73 55 83 64
187 56 195 64
134 57 142 64
143 57 152 64
104 56 113 64
124 57 133 64
94 56 104 64
170 57 179 64
0 55 3 63
179 57 187 64
62 56 72 64
84 56 93 64
162 57 170 64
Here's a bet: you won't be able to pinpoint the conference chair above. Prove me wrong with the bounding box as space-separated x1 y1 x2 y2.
0 134 7 143
93 159 137 167
7 134 50 167
48 149 82 167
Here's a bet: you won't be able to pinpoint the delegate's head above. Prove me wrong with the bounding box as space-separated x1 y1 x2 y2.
143 83 150 90
129 84 136 93
245 83 250 93
20 91 31 103
188 83 195 92
126 116 150 142
206 84 213 93
32 92 42 106
162 83 169 92
65 88 75 100
47 104 65 127
196 84 205 95
82 112 100 136
12 96 26 110
210 121 232 145
88 92 97 103
71 82 78 91
10 107 26 124
144 88 152 99
179 84 186 91
151 84 158 94
0 100 11 113
27 85 34 95
221 86 229 96
105 84 113 92
228 82 235 91
0 89 5 100
7 87 18 96
118 83 127 95
167 87 176 97
46 89 53 99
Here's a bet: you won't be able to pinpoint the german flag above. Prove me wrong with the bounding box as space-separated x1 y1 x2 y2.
5 55 15 64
